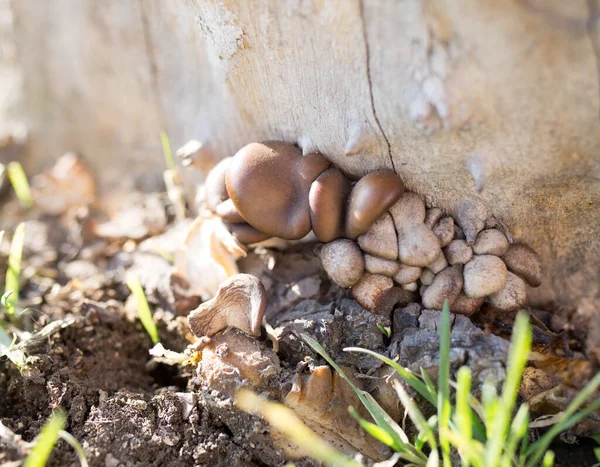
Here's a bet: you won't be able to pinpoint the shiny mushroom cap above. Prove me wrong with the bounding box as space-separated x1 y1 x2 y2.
309 167 351 242
226 141 330 240
188 273 267 338
345 171 404 238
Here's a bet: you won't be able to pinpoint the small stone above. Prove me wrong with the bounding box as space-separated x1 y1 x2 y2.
444 240 473 265
473 229 509 256
463 255 508 298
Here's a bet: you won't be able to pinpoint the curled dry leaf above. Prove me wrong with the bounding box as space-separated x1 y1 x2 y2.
174 214 247 299
188 273 266 338
31 152 96 215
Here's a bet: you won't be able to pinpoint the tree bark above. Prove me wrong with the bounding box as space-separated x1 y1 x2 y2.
5 0 600 339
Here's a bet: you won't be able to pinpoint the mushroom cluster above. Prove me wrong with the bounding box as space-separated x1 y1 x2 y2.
202 141 542 317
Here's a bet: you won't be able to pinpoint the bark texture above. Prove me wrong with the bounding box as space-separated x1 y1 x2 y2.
4 1 600 320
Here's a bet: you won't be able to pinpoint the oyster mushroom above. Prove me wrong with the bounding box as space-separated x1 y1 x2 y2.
450 293 484 316
393 264 422 285
226 142 330 239
427 252 448 274
320 239 364 288
215 198 245 223
488 271 527 312
419 268 435 286
463 255 508 298
422 266 463 310
351 273 394 312
473 229 509 256
502 244 543 287
357 212 398 260
224 222 272 245
204 157 232 212
364 254 400 276
309 167 351 242
187 273 267 338
456 200 488 244
345 171 404 238
424 207 443 229
443 239 473 265
433 217 454 247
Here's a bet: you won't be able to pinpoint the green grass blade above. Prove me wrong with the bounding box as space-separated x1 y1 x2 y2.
160 132 175 172
542 450 555 467
455 366 473 464
7 162 33 209
24 409 67 467
438 300 452 467
59 430 89 467
237 389 362 467
393 379 438 453
5 223 25 316
504 403 529 465
302 334 424 462
344 346 437 406
485 311 531 467
126 274 159 344
421 369 438 400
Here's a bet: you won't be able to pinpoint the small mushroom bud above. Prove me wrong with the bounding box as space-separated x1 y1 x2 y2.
351 273 394 312
204 157 232 211
393 264 422 285
345 171 405 238
225 222 272 245
226 142 330 239
422 266 463 310
456 200 488 244
488 272 527 312
309 167 351 242
371 286 416 316
389 192 426 228
419 268 435 286
357 213 398 260
450 293 484 316
320 239 365 288
443 240 473 265
402 281 418 292
463 255 508 298
472 229 509 256
501 244 542 287
364 254 400 277
188 274 266 338
424 207 443 229
433 217 454 247
420 284 429 296
215 198 246 223
397 224 441 267
427 252 448 274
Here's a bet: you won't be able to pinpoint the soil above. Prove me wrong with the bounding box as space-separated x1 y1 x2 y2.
0 191 598 467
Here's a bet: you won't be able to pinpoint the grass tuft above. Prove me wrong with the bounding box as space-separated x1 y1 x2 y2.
24 410 66 467
126 274 159 344
4 223 25 316
6 161 33 209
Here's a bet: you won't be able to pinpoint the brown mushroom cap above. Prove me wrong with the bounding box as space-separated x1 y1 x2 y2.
389 192 426 229
473 229 509 256
456 200 488 244
371 286 416 317
204 157 232 212
444 240 473 265
397 224 441 267
225 222 273 245
419 268 435 286
422 265 463 310
424 207 443 229
433 217 455 247
502 244 542 287
309 167 351 242
351 273 394 311
393 264 422 285
450 293 484 316
226 142 330 239
320 239 365 288
463 255 508 298
427 252 448 274
364 254 400 276
188 274 266 338
357 212 398 260
215 198 246 223
345 171 404 238
488 271 527 312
